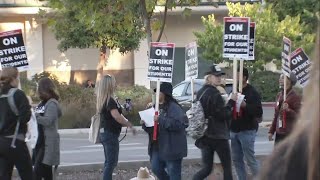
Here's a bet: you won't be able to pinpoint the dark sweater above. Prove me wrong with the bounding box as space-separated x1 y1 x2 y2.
230 84 263 133
0 88 31 136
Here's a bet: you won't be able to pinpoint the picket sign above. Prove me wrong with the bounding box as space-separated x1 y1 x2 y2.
147 42 175 140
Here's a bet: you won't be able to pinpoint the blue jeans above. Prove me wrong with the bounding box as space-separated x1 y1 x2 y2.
100 131 120 180
151 150 182 180
231 130 260 180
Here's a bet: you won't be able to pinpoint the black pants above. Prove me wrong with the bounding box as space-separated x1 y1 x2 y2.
275 133 288 145
193 138 233 180
0 137 33 180
33 145 53 180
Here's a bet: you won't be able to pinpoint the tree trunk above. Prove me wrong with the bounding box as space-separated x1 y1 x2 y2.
96 45 107 82
140 0 152 50
156 0 168 42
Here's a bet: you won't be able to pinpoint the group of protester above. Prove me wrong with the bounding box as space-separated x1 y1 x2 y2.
0 67 61 180
0 30 318 180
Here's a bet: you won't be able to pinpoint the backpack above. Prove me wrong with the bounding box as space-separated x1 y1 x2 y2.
0 88 22 148
88 113 101 144
186 88 209 139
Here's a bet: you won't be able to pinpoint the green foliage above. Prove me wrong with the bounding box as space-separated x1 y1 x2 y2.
41 0 214 53
58 85 96 129
20 76 38 101
41 0 146 53
250 71 280 102
194 15 224 63
265 0 320 31
194 2 316 70
32 71 61 85
116 85 152 125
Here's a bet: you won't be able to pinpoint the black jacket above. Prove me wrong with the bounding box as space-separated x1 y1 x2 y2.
142 124 158 157
230 84 263 133
197 85 235 140
0 88 31 136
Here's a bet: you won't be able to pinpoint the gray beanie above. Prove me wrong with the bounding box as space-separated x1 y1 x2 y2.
288 72 297 86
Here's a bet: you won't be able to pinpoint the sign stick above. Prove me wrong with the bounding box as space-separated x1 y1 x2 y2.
232 59 238 93
153 80 161 141
239 60 244 93
232 59 238 119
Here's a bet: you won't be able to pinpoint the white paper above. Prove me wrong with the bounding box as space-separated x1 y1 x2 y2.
138 108 155 127
236 93 245 112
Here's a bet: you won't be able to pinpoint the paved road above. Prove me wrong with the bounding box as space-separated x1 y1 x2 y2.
262 106 274 121
60 127 274 166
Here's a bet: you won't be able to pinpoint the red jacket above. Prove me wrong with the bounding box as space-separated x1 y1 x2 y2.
269 89 301 135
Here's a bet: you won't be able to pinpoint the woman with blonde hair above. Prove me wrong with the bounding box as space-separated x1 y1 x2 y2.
0 67 33 180
96 75 136 180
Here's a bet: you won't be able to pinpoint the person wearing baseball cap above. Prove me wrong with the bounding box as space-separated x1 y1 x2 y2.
268 72 302 144
193 64 236 180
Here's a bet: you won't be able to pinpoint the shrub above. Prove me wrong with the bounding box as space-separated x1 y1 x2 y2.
20 71 152 128
250 71 280 102
58 85 96 129
20 76 38 101
116 86 152 126
58 85 152 128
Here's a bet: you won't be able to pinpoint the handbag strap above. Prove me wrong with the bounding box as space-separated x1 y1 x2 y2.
197 88 209 101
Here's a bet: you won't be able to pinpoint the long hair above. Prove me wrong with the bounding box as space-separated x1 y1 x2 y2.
163 94 181 111
95 75 116 113
38 77 60 101
0 67 18 94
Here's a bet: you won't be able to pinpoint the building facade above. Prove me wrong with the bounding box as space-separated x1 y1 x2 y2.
0 0 260 87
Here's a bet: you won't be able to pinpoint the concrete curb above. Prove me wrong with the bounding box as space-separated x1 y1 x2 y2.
58 123 272 135
58 126 144 135
262 102 275 107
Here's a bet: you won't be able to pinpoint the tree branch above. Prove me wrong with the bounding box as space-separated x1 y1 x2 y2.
156 0 168 42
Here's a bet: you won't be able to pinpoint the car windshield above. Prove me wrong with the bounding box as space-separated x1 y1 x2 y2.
172 83 186 97
186 82 203 95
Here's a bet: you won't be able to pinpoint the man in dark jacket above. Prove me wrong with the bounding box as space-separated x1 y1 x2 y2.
193 65 236 180
230 67 263 180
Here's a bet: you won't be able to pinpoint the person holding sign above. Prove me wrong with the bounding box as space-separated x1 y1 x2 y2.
268 73 301 144
230 67 263 180
192 65 236 180
0 67 33 180
153 82 188 180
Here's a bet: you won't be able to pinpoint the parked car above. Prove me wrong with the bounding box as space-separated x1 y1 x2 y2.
173 78 233 111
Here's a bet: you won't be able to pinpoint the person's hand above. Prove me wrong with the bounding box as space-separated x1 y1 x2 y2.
140 120 145 125
131 127 137 135
126 121 133 128
154 115 159 122
282 102 289 111
268 133 274 141
146 102 153 109
230 93 237 101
